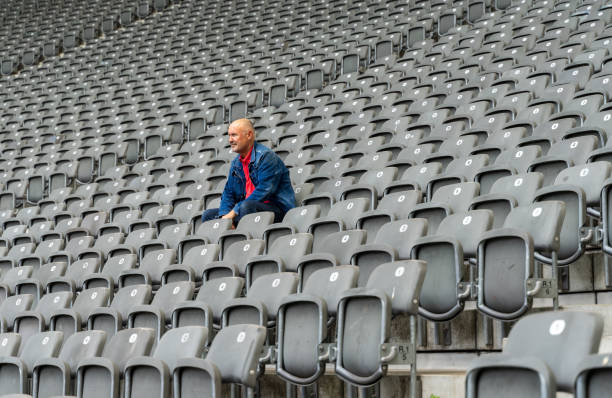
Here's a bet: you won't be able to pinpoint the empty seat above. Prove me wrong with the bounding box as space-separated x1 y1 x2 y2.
75 328 156 398
465 311 603 397
88 284 152 337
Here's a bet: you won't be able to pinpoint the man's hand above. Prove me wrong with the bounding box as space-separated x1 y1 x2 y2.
221 210 237 229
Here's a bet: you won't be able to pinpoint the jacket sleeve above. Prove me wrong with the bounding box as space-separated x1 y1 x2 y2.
219 169 237 216
232 152 282 213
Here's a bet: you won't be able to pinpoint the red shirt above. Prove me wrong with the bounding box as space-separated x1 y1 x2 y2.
240 147 256 198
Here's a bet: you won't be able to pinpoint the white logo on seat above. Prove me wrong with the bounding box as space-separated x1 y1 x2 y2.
532 207 542 217
173 286 181 295
181 333 190 343
213 222 220 228
341 234 350 243
580 168 589 177
15 298 21 306
130 288 138 297
83 335 91 345
119 258 125 265
515 150 523 158
289 238 297 247
54 295 61 303
549 319 566 335
570 141 578 149
453 187 462 196
42 336 49 345
272 278 280 288
395 266 405 277
347 202 354 210
237 331 246 343
129 333 138 343
514 178 523 187
219 282 227 291
243 244 250 251
157 253 164 261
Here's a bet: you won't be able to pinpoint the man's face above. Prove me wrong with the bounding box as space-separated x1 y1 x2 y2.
228 125 253 156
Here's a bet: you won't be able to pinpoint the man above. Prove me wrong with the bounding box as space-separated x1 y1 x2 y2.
201 118 296 226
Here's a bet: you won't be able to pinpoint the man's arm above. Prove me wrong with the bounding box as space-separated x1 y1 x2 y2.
232 152 282 212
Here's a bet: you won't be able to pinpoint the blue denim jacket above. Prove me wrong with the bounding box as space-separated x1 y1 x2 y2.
219 141 296 215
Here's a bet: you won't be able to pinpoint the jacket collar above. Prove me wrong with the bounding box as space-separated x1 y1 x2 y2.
233 141 261 169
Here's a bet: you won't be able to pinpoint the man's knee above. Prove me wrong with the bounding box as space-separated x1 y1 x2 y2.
201 208 219 222
237 200 259 216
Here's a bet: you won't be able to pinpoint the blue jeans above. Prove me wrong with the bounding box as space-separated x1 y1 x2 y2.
201 200 285 226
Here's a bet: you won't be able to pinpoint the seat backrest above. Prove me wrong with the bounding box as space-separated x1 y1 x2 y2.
435 210 494 257
158 223 191 246
140 249 176 281
327 198 371 228
0 332 20 356
247 273 299 319
223 239 266 273
431 182 480 213
206 324 266 387
35 292 73 323
111 285 153 319
73 288 111 319
505 311 603 392
197 277 245 321
102 254 137 278
554 161 611 206
489 172 544 206
33 262 68 285
366 260 426 316
151 282 194 317
375 190 422 219
316 230 367 264
268 233 313 272
1 294 34 326
374 218 428 258
102 328 155 371
235 211 275 239
66 258 101 286
19 331 64 371
153 326 208 372
196 218 233 243
504 201 566 253
281 205 321 232
303 265 359 316
59 330 106 375
182 244 220 267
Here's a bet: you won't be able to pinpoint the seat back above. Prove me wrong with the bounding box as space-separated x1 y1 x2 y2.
505 311 603 392
58 330 106 375
206 324 266 387
112 284 153 320
268 233 313 272
196 277 245 323
102 328 155 371
366 260 426 316
303 265 359 317
153 326 208 372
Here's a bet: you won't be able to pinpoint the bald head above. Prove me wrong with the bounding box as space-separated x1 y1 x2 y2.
228 118 255 157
